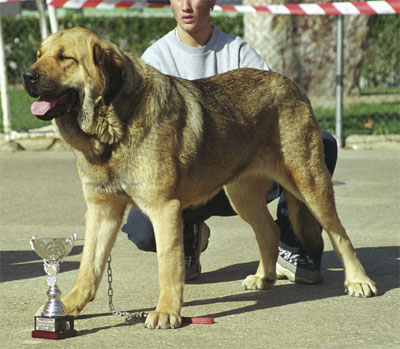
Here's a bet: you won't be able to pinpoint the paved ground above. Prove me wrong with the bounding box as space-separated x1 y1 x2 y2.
0 146 399 348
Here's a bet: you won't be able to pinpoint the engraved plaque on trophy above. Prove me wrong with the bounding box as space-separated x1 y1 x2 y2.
30 234 77 340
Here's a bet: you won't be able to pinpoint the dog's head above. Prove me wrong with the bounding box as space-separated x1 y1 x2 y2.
23 27 133 138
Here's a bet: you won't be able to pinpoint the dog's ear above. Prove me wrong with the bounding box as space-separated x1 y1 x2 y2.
93 43 125 105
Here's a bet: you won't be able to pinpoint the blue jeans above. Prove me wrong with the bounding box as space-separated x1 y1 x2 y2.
122 130 337 257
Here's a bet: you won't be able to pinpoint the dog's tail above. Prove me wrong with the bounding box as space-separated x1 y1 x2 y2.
283 190 324 267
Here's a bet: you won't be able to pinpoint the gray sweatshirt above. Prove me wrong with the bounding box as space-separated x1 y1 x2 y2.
141 26 270 80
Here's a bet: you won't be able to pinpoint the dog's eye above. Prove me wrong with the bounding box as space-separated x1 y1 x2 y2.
58 54 76 62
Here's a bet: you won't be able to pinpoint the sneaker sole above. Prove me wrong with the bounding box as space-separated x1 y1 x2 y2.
276 262 296 283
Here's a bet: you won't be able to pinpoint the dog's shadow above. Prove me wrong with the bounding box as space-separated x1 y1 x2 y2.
75 246 398 335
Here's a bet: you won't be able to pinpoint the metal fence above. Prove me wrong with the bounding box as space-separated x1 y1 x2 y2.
1 0 399 146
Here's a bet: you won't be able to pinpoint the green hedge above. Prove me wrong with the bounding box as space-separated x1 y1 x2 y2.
3 14 244 85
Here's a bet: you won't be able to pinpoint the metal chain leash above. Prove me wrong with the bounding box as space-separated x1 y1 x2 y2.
107 255 146 321
107 255 214 325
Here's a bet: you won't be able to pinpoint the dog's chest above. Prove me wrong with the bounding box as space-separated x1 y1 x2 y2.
76 155 136 196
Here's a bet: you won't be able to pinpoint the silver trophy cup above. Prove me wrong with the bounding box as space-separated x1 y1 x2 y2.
30 233 77 339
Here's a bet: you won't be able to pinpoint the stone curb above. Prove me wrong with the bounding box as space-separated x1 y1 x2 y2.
0 133 399 152
344 134 400 150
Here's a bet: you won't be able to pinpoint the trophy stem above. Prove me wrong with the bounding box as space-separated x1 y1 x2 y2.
42 284 67 317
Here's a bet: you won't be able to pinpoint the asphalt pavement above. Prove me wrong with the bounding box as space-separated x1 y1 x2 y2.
0 145 399 348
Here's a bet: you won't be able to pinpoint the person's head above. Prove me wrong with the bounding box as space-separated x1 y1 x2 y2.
170 0 216 47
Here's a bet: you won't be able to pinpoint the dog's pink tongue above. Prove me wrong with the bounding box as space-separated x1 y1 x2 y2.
31 100 56 116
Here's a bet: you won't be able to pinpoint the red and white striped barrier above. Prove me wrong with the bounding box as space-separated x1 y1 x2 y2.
215 1 400 14
1 0 399 14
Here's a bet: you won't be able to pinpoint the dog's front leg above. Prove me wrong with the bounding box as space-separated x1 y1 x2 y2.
63 191 126 316
144 199 184 329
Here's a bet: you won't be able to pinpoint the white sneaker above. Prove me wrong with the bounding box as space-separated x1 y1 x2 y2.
276 245 323 284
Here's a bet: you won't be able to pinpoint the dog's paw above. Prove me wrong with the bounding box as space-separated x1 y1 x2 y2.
144 311 182 329
62 289 91 316
345 278 377 298
241 274 276 290
62 297 83 317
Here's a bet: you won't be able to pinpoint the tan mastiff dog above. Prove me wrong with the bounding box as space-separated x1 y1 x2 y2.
23 28 377 329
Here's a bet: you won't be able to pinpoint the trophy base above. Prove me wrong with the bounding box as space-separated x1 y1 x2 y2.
32 315 76 340
32 329 77 340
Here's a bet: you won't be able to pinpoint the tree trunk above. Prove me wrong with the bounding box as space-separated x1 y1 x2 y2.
244 0 370 96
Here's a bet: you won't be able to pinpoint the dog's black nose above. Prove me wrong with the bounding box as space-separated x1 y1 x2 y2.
23 69 39 84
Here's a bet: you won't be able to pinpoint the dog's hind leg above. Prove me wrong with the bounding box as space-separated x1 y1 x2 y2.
282 189 324 268
282 161 377 297
224 176 279 290
63 191 127 315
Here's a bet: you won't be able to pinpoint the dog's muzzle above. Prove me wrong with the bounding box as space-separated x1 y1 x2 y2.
23 69 40 98
22 69 79 121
